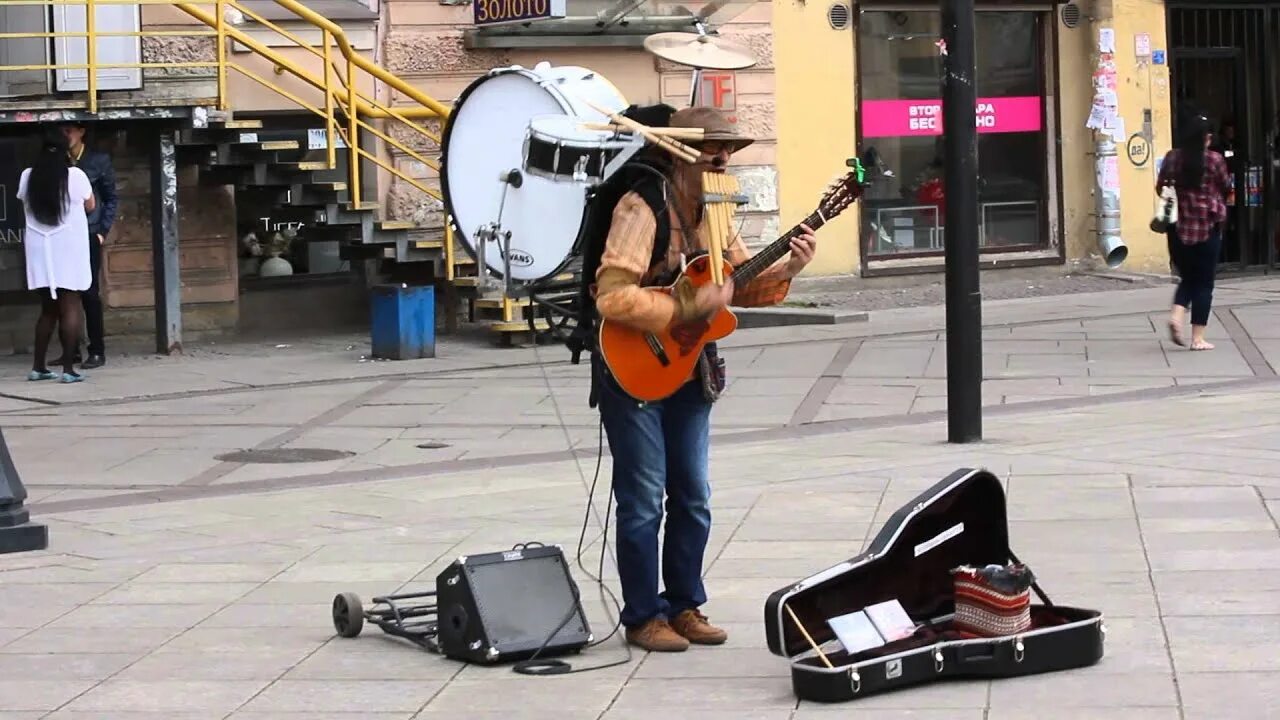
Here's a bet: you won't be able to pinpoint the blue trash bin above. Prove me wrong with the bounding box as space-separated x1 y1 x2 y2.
370 284 436 360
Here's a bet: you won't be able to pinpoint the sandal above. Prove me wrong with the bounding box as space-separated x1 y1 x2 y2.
1167 321 1185 347
1190 340 1215 351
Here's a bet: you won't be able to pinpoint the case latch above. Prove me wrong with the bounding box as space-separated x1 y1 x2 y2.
848 668 862 695
1013 637 1025 664
933 646 945 673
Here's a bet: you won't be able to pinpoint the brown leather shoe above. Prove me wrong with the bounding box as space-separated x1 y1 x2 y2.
625 617 690 652
671 609 728 645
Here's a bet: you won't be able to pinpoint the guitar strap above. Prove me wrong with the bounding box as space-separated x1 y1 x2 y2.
668 193 727 405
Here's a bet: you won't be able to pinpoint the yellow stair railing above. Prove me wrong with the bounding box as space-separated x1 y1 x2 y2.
0 0 459 278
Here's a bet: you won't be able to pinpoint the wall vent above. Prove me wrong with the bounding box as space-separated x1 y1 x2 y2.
1061 2 1082 28
829 2 852 30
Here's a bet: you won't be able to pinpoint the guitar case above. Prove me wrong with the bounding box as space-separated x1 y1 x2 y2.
763 468 1105 703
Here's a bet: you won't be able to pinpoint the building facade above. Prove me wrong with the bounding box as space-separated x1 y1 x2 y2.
3 0 1277 350
775 0 1189 278
0 0 781 346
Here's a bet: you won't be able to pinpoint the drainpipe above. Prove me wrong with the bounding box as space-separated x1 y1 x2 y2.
1092 0 1129 268
1096 136 1128 267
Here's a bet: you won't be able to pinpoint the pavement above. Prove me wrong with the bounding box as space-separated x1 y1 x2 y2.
1 275 1279 718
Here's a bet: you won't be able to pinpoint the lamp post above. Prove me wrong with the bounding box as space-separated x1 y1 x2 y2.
941 0 983 443
0 428 48 554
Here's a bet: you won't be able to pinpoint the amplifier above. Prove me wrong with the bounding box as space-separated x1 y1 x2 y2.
435 544 592 664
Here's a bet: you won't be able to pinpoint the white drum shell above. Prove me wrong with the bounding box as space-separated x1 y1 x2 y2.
441 64 629 283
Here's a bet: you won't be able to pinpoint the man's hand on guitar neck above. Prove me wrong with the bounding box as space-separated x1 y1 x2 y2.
783 224 818 279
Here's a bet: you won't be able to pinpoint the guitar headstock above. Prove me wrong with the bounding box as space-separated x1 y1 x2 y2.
817 165 869 219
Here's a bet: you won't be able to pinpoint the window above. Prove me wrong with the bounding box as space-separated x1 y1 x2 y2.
0 138 31 294
858 9 1048 258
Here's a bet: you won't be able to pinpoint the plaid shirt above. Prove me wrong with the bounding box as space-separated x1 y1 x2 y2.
1157 149 1231 244
594 190 793 334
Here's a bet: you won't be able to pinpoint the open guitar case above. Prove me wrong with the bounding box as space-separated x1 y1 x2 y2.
764 468 1106 703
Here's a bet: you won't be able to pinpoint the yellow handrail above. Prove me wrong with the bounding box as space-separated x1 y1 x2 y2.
260 0 450 119
0 0 454 270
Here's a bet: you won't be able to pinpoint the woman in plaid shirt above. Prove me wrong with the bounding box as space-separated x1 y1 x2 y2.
1157 113 1231 350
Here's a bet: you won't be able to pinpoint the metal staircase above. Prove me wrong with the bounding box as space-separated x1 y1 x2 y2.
0 0 484 330
178 116 458 277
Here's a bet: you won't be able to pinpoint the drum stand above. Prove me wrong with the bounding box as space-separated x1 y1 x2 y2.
474 168 522 298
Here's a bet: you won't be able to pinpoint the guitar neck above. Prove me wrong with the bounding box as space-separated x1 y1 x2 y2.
730 210 826 285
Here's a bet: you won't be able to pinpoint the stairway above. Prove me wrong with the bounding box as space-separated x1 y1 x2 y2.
178 115 470 280
179 116 587 347
0 0 579 346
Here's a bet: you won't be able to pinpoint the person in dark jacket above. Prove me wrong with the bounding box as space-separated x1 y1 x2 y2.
54 121 116 369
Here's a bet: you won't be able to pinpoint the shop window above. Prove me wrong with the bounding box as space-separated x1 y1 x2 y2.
0 138 27 295
858 9 1048 258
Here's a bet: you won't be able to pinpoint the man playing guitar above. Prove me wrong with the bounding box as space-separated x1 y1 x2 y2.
592 106 819 652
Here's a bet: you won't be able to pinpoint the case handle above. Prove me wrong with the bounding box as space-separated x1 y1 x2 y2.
1008 550 1055 607
957 644 995 664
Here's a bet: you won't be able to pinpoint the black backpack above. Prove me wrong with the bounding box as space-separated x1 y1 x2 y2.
564 104 677 370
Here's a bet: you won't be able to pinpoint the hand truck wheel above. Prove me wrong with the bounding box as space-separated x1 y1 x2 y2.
332 592 364 638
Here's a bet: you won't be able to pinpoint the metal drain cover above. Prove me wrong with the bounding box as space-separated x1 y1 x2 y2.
215 448 356 464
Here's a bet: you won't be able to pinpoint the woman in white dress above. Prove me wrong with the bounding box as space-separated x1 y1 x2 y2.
17 130 96 383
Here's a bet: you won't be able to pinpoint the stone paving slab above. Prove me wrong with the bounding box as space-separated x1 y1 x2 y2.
0 276 1274 407
2 301 1268 498
3 380 1280 717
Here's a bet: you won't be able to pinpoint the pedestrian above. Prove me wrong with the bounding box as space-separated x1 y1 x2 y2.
53 121 116 369
591 107 821 652
17 129 97 383
1157 113 1230 351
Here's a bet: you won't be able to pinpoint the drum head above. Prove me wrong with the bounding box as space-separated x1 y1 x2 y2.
527 114 621 146
440 67 628 283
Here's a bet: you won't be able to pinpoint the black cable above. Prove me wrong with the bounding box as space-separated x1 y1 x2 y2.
513 417 632 676
511 157 678 676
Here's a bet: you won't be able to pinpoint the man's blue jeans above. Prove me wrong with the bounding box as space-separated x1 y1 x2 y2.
596 362 713 629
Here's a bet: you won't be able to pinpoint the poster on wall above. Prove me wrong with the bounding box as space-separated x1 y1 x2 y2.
0 138 26 293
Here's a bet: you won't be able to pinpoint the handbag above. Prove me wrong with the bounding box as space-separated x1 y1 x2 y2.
1150 185 1179 233
951 563 1034 638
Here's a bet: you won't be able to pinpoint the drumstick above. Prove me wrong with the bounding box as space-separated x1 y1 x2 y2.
785 604 834 669
582 122 705 140
580 99 699 163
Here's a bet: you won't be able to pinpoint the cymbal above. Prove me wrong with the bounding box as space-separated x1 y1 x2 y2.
643 32 757 70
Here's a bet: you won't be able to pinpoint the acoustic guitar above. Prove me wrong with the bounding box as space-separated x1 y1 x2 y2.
597 163 871 403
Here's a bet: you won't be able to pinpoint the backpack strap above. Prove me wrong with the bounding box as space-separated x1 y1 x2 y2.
631 176 672 272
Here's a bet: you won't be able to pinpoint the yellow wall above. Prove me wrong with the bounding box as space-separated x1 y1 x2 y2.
1060 0 1173 273
1095 0 1174 273
773 0 1175 277
772 0 860 276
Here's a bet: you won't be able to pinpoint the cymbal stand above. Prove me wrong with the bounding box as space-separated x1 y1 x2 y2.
686 21 710 107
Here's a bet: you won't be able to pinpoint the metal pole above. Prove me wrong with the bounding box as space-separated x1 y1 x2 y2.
0 427 48 554
942 0 982 443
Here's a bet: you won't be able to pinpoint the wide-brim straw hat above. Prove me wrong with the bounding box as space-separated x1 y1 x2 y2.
669 106 753 152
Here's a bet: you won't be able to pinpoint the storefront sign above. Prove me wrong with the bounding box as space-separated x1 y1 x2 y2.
473 0 565 26
860 96 1042 138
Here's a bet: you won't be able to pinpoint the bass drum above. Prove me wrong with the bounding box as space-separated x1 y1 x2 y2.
440 63 629 284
